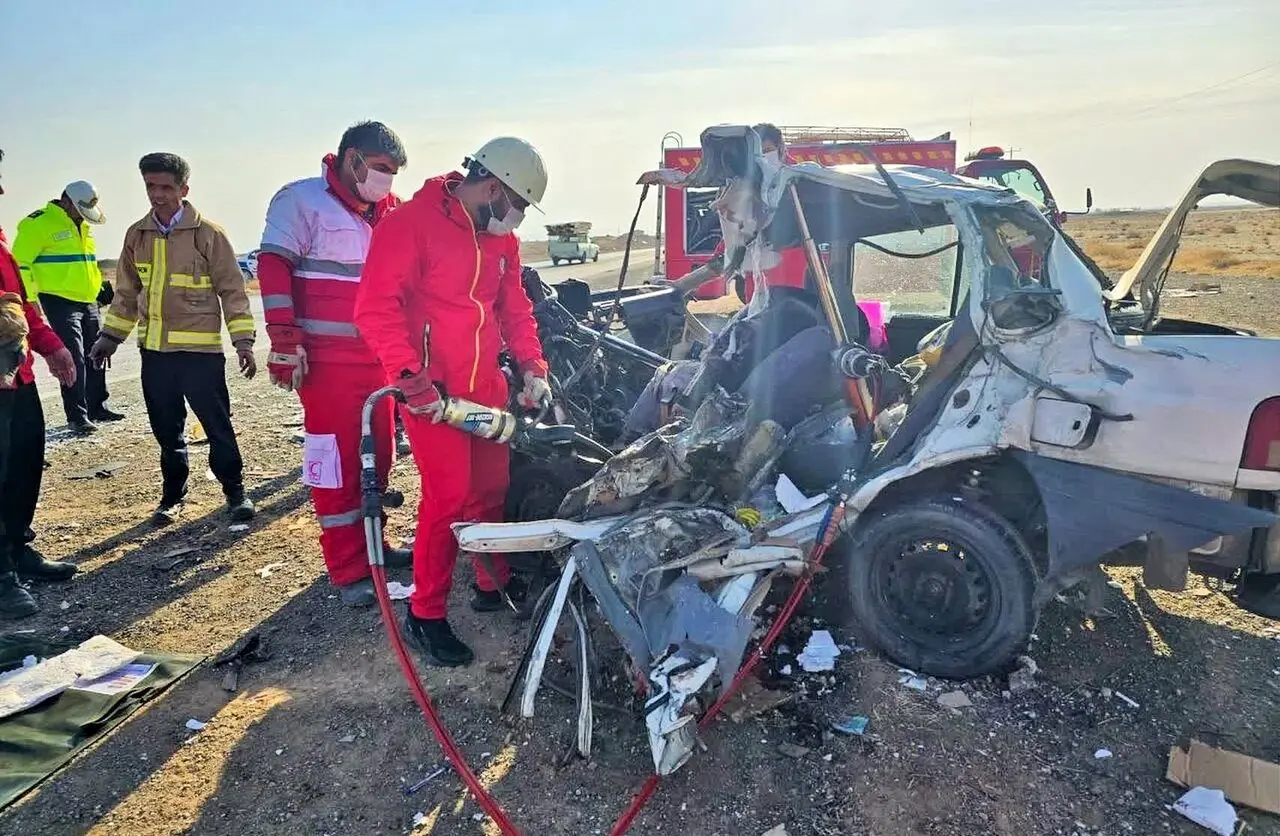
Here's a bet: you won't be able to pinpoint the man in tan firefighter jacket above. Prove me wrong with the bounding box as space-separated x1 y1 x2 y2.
90 153 258 526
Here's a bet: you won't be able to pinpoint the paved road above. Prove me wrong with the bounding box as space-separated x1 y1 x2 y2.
33 248 658 410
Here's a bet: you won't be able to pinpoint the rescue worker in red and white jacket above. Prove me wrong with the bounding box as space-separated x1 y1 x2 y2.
354 137 552 667
257 121 413 607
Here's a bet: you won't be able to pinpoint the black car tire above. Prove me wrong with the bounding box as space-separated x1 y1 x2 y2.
845 497 1038 679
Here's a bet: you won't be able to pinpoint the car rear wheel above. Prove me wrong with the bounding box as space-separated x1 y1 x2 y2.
845 497 1038 679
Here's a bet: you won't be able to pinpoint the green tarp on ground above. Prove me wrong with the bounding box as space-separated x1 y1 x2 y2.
0 635 202 811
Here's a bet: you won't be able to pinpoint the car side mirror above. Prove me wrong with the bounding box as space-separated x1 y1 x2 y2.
1085 188 1094 211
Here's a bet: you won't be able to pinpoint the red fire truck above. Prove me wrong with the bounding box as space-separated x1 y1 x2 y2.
653 126 958 300
955 145 1092 227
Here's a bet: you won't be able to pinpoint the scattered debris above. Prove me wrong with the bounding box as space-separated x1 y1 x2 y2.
212 632 270 694
796 629 840 672
411 812 429 827
67 461 126 480
58 601 71 611
404 763 453 795
830 715 869 736
1008 656 1039 693
184 719 207 731
777 742 810 760
1168 739 1280 814
338 733 355 744
937 690 973 710
386 581 414 601
229 524 250 533
1095 748 1113 760
256 562 287 578
1172 787 1238 836
727 680 795 723
1114 690 1140 709
898 669 929 692
158 546 201 571
761 826 789 836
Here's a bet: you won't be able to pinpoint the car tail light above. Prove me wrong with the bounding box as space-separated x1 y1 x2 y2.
1241 397 1280 471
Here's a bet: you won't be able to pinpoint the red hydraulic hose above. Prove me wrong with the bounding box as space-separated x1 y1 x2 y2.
607 501 849 835
371 553 523 834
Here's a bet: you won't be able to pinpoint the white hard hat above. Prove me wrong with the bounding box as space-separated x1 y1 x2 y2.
470 137 548 208
64 180 105 224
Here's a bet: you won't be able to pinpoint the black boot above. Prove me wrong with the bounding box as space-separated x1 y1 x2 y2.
88 406 125 423
0 572 38 620
470 574 529 613
401 612 474 667
225 486 256 522
15 546 77 583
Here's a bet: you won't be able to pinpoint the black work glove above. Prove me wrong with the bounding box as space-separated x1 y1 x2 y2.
97 280 114 307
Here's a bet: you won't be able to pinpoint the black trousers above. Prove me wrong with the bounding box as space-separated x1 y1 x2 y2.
140 350 244 503
38 293 109 424
0 382 45 574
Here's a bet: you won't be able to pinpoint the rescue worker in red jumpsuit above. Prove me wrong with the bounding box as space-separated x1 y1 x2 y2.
257 121 413 607
354 137 552 666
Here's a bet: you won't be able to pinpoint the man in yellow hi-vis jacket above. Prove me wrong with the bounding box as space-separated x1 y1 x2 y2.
90 153 258 526
12 180 121 434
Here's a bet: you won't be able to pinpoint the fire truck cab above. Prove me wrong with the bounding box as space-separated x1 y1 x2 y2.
956 146 1093 227
654 126 959 301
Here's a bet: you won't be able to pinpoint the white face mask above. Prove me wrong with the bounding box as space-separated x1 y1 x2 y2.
486 206 525 236
353 154 394 202
356 167 394 202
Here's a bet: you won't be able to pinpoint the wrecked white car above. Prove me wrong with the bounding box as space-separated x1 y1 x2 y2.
455 129 1279 776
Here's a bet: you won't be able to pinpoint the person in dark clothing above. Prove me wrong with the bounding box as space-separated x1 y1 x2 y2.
0 149 80 619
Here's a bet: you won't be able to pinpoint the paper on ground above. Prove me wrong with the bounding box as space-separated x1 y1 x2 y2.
1167 738 1280 814
775 474 826 514
1173 787 1238 836
0 636 139 719
71 663 158 696
796 630 840 672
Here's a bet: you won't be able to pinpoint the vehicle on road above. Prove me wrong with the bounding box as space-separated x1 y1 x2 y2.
547 222 600 266
237 249 259 282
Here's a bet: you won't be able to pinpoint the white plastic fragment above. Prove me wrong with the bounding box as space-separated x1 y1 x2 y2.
898 669 929 692
386 581 414 600
229 524 250 533
1095 748 1113 759
185 719 207 731
1114 690 1140 709
796 630 841 672
1172 786 1237 836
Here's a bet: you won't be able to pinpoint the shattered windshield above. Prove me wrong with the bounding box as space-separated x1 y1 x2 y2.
973 204 1060 330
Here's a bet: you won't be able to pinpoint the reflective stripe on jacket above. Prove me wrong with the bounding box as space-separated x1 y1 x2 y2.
0 227 65 387
258 156 400 365
101 202 257 353
11 202 102 303
353 172 548 399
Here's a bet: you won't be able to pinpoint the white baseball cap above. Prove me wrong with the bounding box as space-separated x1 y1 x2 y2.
64 180 105 224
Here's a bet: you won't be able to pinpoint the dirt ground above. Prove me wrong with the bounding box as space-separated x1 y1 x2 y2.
1 211 1279 836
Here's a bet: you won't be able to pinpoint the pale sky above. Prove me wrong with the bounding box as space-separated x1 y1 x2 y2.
2 0 1277 257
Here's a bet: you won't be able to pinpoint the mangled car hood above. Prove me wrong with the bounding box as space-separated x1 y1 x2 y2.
1105 159 1280 307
